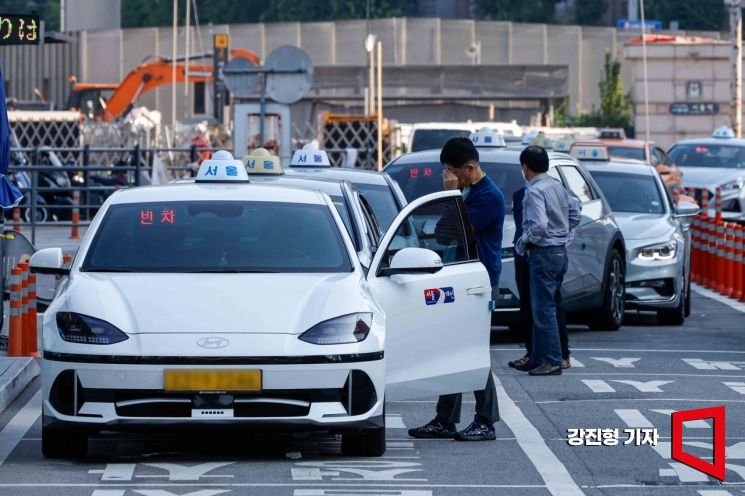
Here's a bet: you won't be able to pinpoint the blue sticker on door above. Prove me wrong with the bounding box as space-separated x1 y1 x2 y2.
425 287 454 305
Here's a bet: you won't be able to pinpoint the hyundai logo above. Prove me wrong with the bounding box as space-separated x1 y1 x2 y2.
197 337 230 349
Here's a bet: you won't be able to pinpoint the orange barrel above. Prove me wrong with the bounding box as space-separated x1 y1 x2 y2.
734 224 744 301
26 274 38 356
7 267 23 357
715 220 726 293
12 207 21 233
70 190 80 240
723 223 735 297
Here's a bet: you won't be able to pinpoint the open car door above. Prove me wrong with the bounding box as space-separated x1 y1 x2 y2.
367 190 492 400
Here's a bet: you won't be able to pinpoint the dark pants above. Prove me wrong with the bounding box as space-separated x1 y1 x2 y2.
527 246 568 367
434 286 500 426
435 372 499 425
515 255 570 360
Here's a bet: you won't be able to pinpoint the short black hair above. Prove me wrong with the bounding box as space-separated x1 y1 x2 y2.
519 145 549 173
440 137 479 168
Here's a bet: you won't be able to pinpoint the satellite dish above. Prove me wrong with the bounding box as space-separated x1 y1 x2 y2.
222 56 258 99
264 46 314 104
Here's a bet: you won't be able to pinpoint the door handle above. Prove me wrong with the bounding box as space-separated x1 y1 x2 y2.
467 286 490 295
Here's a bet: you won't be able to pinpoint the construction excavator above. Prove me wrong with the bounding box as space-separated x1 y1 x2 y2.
66 48 260 121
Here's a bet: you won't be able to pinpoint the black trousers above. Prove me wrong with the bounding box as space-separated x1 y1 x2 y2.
435 371 499 425
515 255 570 359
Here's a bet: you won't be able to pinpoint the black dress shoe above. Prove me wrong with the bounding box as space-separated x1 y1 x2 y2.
508 356 530 368
514 360 539 372
529 363 562 376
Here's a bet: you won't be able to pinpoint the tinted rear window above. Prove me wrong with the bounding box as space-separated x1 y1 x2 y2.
410 129 472 152
386 161 524 213
607 146 645 161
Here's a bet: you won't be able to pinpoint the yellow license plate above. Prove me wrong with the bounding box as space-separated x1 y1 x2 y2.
163 369 262 392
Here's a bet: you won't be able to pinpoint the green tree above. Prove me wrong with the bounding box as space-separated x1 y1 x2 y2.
473 0 557 24
573 0 605 27
0 0 59 30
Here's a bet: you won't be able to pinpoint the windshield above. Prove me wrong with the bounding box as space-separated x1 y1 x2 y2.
411 129 472 152
353 183 398 230
607 146 645 162
385 161 524 214
589 171 664 214
83 201 352 273
668 143 745 168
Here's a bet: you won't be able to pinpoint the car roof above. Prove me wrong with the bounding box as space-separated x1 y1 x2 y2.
248 174 346 196
108 182 329 205
582 160 657 176
671 137 745 147
284 167 393 185
386 147 574 166
599 138 651 149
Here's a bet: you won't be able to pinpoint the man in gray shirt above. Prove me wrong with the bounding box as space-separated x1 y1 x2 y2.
515 146 581 376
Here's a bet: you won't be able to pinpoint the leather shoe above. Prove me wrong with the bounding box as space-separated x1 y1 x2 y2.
508 356 530 368
529 363 562 376
514 360 539 372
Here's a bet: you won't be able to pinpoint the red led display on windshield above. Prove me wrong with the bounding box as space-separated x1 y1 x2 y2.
409 167 434 179
140 209 176 225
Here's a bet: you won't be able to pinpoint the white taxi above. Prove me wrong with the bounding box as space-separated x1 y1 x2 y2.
31 151 492 458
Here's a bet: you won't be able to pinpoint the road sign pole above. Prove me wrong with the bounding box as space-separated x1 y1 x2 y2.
730 2 743 137
259 73 267 149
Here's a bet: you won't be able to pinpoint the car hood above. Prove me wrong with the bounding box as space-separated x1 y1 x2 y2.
613 212 674 241
677 166 745 189
62 272 367 335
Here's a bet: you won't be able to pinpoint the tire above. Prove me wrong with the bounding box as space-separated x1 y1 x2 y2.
589 250 625 331
658 292 685 326
341 426 386 457
23 206 49 223
41 426 88 458
684 274 692 318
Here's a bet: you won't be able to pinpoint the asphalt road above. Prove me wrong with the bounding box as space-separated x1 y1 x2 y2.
0 286 742 496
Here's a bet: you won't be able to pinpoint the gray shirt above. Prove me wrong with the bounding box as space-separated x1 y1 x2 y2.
515 173 581 256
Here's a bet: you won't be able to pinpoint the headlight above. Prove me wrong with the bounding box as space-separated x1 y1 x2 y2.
501 247 515 259
637 241 677 261
298 313 372 345
720 179 744 193
55 312 129 345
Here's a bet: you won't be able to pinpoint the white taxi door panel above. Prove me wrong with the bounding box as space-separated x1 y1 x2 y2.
368 191 491 401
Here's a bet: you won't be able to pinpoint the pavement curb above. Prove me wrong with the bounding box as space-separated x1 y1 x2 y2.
0 358 40 416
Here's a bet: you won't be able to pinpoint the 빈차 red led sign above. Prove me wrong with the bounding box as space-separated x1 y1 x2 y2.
0 14 40 45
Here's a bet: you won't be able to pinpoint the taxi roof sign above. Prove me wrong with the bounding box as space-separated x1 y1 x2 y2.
552 136 575 153
196 150 250 183
243 148 283 175
290 143 331 167
712 125 735 139
469 127 506 148
570 144 609 161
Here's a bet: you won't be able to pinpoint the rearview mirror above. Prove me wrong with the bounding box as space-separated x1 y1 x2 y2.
674 201 700 218
378 247 443 276
30 247 69 275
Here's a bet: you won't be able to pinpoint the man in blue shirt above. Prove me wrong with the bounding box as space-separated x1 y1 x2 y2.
408 137 504 441
515 146 581 376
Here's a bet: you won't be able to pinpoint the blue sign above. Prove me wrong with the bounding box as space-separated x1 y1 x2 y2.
617 19 662 31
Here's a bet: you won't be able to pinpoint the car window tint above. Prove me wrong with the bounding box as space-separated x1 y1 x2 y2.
559 166 593 203
548 167 562 182
668 144 745 168
411 129 471 152
384 199 468 266
83 201 352 273
386 161 523 213
607 146 646 161
353 183 398 231
589 171 664 214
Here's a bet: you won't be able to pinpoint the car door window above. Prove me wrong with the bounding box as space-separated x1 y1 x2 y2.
358 193 383 247
559 166 593 203
383 198 470 266
548 167 562 183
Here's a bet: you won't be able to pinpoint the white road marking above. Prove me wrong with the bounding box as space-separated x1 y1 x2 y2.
568 358 585 368
294 491 433 496
590 357 641 368
492 347 745 354
696 491 736 496
612 380 673 393
692 283 745 313
724 382 745 395
582 380 616 393
385 414 406 429
0 390 41 467
650 409 710 428
291 460 425 482
493 373 584 496
683 358 745 371
536 398 745 404
614 409 654 428
565 373 745 378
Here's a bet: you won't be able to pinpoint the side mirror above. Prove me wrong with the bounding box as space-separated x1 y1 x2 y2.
30 248 69 275
378 247 443 276
674 201 700 218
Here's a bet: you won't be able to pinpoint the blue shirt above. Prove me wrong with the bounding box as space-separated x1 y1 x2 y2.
465 174 505 287
515 173 581 256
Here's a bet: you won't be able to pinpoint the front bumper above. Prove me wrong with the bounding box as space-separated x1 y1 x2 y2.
41 351 385 432
624 253 683 310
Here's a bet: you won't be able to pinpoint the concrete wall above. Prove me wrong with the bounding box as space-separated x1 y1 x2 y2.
625 42 733 149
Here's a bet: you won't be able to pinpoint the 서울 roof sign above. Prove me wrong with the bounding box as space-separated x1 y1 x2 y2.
0 14 40 45
669 102 719 116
